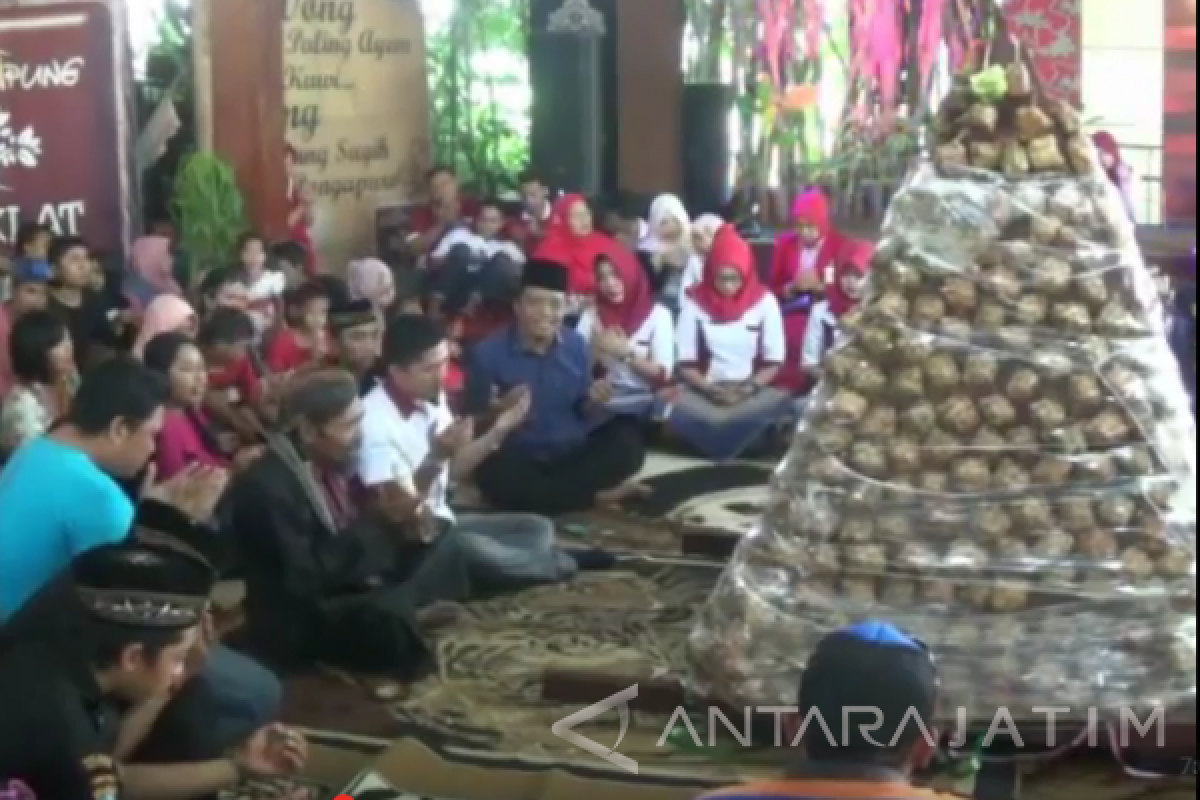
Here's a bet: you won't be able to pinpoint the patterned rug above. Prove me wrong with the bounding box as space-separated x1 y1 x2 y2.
269 455 1195 798
397 561 721 773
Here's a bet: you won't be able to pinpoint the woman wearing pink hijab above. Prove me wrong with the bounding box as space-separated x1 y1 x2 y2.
125 235 184 310
1092 131 1139 222
132 295 198 358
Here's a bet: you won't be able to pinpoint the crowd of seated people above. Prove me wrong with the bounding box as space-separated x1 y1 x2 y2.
0 168 892 796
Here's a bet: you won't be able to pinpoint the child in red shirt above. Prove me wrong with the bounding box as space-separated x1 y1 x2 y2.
265 282 330 374
198 307 263 441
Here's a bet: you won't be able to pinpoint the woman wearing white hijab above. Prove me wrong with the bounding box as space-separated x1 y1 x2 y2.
637 194 699 312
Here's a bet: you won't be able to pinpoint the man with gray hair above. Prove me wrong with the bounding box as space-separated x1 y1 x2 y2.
227 368 481 680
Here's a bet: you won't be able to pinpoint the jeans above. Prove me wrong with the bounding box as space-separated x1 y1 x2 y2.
200 644 283 748
449 512 577 588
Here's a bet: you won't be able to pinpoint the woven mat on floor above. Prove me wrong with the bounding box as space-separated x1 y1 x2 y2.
270 455 1193 797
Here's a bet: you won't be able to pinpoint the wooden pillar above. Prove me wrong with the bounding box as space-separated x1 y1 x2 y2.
191 0 213 152
615 0 684 196
206 0 289 238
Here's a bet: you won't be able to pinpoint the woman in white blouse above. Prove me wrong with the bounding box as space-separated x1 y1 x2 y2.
577 242 674 418
667 224 792 461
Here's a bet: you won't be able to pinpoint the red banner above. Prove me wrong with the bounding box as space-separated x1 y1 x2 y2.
1163 0 1196 224
0 3 122 253
1004 0 1082 106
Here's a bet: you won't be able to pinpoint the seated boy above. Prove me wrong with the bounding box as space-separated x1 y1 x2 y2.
270 239 311 287
427 198 524 319
200 308 265 441
266 282 331 374
197 267 251 316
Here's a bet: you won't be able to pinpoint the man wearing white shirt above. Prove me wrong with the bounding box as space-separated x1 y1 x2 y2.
357 313 583 587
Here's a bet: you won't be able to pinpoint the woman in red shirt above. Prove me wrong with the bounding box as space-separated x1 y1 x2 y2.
769 189 845 392
533 194 614 298
142 331 262 480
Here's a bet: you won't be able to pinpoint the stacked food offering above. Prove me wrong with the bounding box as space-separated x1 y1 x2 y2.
689 65 1197 716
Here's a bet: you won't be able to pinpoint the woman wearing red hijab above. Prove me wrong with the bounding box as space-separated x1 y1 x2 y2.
801 238 874 381
576 241 675 417
533 194 612 299
769 188 846 392
1091 131 1138 222
668 225 793 461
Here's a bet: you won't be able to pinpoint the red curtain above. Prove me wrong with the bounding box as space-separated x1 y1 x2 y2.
1003 0 1082 106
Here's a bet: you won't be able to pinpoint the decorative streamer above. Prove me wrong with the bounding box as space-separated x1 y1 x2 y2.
869 0 903 111
801 0 825 60
757 0 789 93
918 0 950 89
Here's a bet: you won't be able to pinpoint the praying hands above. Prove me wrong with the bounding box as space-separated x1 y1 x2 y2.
430 417 474 461
142 462 230 523
592 325 631 361
587 377 615 407
493 386 532 434
232 723 310 781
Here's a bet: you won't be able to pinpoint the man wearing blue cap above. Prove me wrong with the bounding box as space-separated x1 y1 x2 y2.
700 621 957 799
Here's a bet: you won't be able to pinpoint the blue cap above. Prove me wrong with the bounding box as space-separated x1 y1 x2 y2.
13 258 52 284
838 620 923 650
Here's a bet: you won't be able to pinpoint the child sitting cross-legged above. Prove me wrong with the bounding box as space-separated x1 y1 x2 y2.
428 198 525 320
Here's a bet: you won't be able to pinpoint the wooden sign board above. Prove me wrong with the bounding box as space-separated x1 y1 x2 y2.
0 2 125 254
283 0 432 270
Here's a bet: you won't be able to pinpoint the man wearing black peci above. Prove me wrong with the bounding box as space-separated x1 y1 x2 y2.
463 259 649 515
0 538 307 800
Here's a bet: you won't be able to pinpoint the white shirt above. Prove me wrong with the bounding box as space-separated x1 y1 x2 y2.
357 385 455 523
576 304 675 391
677 293 786 383
431 228 526 264
801 300 838 370
244 270 286 333
680 255 704 293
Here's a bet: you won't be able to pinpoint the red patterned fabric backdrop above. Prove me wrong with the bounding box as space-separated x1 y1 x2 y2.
1003 0 1083 106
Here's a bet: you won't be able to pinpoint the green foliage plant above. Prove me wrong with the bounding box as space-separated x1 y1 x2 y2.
170 151 247 283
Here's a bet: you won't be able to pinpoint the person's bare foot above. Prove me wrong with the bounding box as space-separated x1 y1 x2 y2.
595 481 652 510
415 601 466 633
367 679 405 702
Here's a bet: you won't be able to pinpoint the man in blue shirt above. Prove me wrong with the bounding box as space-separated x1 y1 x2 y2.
0 361 160 617
464 259 647 514
0 357 281 762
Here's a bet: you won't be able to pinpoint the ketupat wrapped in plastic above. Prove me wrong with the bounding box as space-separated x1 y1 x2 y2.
687 69 1197 716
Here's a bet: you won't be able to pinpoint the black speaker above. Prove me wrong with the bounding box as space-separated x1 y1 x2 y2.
681 83 734 215
529 0 617 197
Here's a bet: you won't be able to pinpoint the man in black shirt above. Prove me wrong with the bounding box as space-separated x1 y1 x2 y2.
46 235 124 369
0 538 308 799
